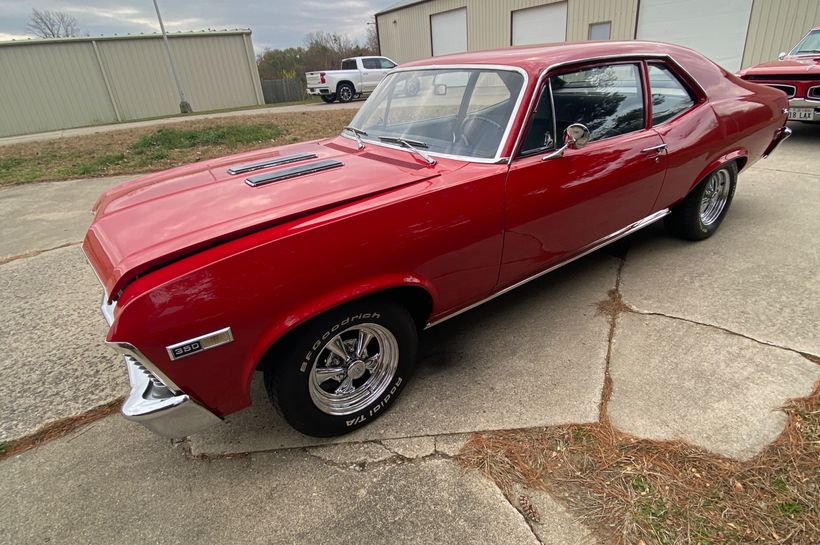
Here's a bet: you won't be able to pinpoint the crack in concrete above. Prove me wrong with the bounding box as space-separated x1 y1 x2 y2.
749 165 820 179
302 442 455 472
625 306 819 363
491 481 546 545
595 255 628 424
0 241 83 266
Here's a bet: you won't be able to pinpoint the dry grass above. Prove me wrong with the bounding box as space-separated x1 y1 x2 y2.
0 397 124 461
459 383 820 545
0 109 355 186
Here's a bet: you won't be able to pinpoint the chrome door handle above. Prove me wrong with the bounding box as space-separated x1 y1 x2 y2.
641 144 668 154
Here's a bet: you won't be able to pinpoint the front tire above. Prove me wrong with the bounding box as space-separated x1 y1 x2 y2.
265 299 417 437
336 83 355 103
664 162 737 241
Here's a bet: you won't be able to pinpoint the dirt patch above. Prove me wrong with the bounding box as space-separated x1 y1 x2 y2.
0 110 354 186
459 383 819 545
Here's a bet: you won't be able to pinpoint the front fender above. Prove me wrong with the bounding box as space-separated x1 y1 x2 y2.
239 273 437 402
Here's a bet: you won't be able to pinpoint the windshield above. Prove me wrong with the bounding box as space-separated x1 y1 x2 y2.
347 68 525 160
791 29 820 55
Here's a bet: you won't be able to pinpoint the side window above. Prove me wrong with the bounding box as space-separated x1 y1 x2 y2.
551 63 644 141
378 58 396 69
361 58 381 70
648 63 696 125
341 59 357 70
519 84 555 156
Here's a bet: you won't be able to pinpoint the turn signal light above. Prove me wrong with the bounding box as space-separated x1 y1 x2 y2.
320 72 326 84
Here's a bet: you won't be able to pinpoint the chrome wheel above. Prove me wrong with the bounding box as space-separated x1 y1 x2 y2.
308 324 399 415
699 169 731 226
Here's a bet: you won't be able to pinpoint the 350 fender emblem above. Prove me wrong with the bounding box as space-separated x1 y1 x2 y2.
166 327 234 361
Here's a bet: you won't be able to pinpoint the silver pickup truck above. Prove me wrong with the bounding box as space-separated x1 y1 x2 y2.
306 56 397 103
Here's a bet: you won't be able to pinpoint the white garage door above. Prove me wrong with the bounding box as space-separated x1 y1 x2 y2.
636 0 753 72
431 8 467 56
512 2 567 46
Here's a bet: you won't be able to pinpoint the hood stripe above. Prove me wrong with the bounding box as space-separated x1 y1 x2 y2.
227 152 318 175
245 159 344 187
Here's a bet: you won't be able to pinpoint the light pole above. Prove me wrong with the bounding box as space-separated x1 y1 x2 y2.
152 0 192 113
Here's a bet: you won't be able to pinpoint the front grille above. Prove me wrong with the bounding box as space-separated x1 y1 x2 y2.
126 355 166 389
765 84 796 97
809 86 820 100
745 74 820 81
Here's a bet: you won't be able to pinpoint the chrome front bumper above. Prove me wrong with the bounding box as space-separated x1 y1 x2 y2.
119 350 222 438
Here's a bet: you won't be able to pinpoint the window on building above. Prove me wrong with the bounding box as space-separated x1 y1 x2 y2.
550 63 645 141
589 22 611 40
647 63 696 124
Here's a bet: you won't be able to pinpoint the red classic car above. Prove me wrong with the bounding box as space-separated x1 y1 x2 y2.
739 26 820 123
83 41 789 439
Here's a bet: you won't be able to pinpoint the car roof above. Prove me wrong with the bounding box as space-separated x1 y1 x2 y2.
399 40 704 77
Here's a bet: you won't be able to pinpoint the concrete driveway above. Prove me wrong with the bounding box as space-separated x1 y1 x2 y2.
1 123 818 544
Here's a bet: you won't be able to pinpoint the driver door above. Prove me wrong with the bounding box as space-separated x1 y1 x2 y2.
500 61 668 285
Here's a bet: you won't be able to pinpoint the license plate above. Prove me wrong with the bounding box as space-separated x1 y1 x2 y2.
788 107 814 121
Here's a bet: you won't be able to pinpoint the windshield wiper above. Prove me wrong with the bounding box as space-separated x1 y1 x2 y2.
378 136 436 165
343 126 367 150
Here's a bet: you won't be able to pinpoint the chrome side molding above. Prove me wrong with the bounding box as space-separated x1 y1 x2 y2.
227 152 318 175
426 209 671 328
245 159 344 187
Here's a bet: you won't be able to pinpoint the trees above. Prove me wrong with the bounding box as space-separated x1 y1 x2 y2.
26 9 80 39
257 27 379 82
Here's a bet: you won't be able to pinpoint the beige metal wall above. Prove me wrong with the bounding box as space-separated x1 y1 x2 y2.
377 0 637 63
742 0 820 68
378 0 819 68
0 31 264 138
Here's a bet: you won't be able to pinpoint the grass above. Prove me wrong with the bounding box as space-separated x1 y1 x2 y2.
458 383 820 545
0 109 354 187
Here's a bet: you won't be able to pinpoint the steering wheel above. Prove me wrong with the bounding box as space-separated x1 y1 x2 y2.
459 115 504 147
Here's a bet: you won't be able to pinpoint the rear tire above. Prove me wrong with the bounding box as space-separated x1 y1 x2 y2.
336 83 355 103
265 299 417 437
320 94 336 104
664 162 737 241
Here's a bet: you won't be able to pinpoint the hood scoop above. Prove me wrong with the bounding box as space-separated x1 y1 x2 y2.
227 152 318 175
245 159 344 187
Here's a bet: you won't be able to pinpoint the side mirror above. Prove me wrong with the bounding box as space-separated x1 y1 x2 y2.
434 83 447 96
543 123 591 160
777 52 786 61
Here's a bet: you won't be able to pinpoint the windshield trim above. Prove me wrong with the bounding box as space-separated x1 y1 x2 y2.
789 29 820 56
340 64 530 164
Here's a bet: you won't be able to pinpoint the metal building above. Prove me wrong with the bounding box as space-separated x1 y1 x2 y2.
376 0 820 71
0 30 264 138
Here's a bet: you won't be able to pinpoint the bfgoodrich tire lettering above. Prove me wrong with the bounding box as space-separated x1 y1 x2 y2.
265 299 417 437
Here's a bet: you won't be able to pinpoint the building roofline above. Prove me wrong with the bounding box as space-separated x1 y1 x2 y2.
375 0 433 17
0 29 252 48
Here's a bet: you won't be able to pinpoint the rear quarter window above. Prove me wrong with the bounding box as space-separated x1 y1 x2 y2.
648 63 696 125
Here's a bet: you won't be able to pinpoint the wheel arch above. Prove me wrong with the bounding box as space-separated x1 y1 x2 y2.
691 150 747 192
336 80 356 93
245 279 434 386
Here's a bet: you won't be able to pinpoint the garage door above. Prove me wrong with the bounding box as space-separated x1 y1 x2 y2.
512 2 567 46
431 8 467 56
636 0 753 72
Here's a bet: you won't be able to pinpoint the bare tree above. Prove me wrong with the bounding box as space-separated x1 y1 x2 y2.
26 8 80 38
365 19 379 55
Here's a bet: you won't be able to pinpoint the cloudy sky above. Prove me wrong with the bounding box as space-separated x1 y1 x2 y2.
0 0 398 52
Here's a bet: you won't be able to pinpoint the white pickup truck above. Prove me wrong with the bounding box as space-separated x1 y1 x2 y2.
306 56 397 103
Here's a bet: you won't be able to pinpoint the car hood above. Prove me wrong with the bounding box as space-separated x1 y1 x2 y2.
740 56 820 77
84 137 447 300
